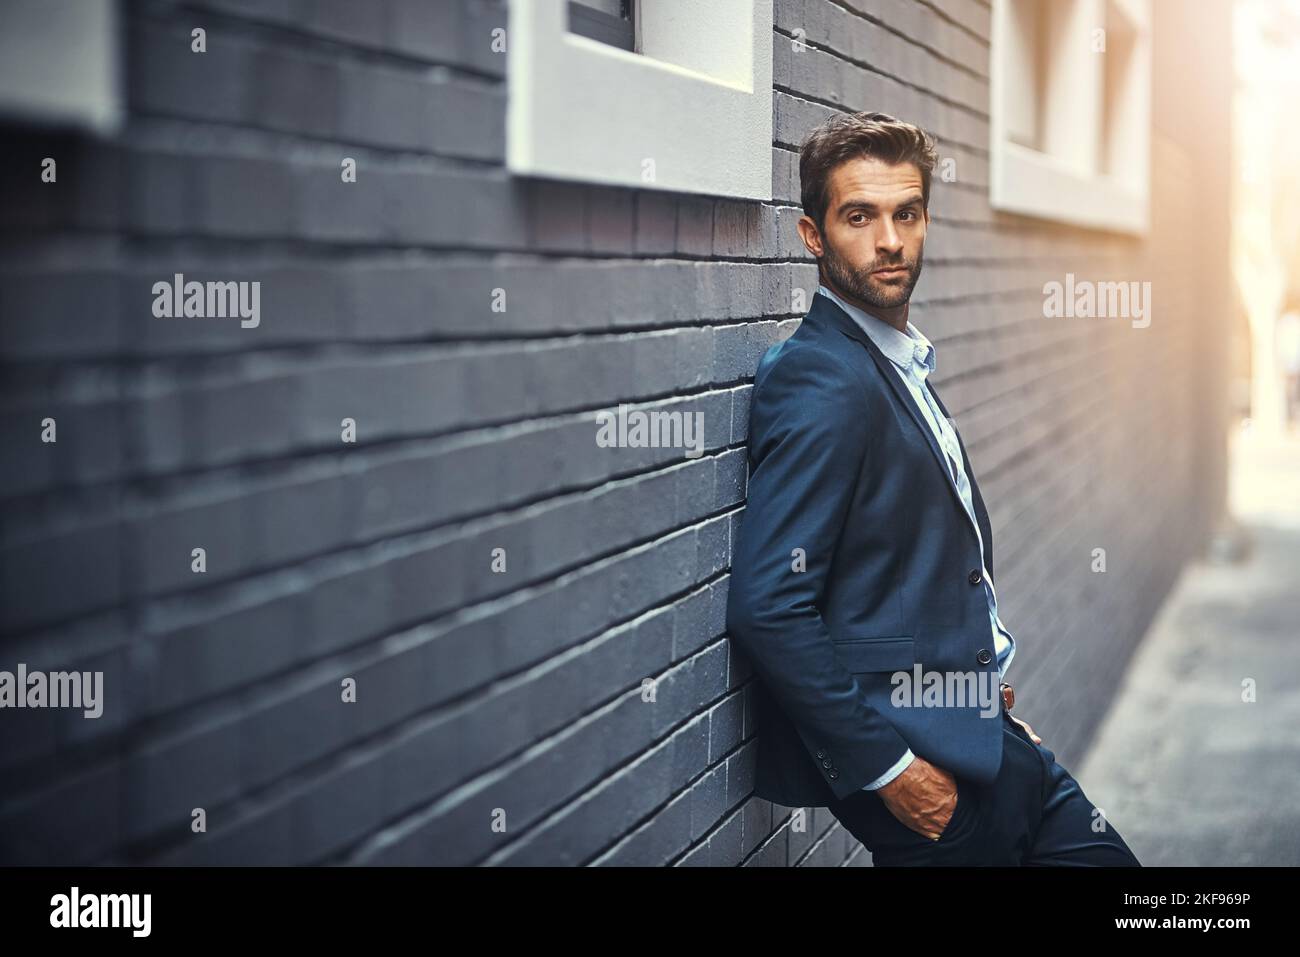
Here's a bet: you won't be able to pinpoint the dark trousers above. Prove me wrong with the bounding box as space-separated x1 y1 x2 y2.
826 711 1141 866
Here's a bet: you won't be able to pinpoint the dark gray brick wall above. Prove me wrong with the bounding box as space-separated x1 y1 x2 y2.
0 0 1232 865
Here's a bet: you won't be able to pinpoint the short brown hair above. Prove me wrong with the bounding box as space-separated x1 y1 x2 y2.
798 111 939 232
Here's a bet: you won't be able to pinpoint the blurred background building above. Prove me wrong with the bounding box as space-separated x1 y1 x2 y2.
0 0 1264 865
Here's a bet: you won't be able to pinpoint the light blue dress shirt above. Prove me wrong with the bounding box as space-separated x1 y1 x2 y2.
815 285 1017 791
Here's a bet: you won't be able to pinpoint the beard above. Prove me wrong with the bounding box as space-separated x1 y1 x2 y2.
821 232 924 310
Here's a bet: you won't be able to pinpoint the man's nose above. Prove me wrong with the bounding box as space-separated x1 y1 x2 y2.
877 221 903 256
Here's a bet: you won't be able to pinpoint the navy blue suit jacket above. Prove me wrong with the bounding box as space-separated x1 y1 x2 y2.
726 291 1008 807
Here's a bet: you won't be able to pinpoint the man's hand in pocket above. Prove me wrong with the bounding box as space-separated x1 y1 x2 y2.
1010 714 1042 744
876 755 958 841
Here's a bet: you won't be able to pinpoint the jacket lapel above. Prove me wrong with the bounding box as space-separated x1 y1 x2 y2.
924 378 995 576
811 293 973 525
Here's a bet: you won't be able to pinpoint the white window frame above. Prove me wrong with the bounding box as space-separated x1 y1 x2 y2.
989 0 1151 234
0 0 121 135
506 0 773 200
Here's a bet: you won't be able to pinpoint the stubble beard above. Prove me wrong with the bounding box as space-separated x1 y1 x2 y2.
820 230 924 310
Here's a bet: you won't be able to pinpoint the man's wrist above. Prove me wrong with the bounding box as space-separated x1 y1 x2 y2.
860 748 915 791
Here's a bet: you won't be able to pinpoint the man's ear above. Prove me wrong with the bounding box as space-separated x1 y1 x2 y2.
797 215 823 258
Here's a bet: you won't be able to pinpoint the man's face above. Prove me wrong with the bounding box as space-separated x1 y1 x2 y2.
798 155 930 310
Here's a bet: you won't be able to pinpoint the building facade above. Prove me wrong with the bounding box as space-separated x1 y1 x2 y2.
0 0 1232 865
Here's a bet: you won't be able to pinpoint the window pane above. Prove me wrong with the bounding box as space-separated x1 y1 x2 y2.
567 0 635 52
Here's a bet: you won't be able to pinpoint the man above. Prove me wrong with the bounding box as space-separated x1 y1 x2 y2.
726 111 1140 866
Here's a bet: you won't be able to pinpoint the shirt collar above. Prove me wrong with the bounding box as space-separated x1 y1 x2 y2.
817 283 935 379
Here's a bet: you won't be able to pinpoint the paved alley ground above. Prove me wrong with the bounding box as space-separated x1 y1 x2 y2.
1079 424 1300 865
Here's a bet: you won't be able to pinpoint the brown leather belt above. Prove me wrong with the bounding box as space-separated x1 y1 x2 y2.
1000 681 1015 713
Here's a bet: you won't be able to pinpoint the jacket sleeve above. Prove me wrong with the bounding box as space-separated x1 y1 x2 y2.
726 343 912 800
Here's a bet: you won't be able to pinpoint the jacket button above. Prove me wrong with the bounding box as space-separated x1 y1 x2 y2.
968 568 982 585
816 750 826 760
828 769 839 780
822 759 832 769
976 648 993 665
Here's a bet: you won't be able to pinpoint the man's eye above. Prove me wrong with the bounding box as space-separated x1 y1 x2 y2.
898 211 915 221
849 213 869 224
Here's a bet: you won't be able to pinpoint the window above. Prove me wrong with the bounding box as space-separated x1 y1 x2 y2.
507 0 773 200
567 0 636 52
0 0 121 134
989 0 1151 234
